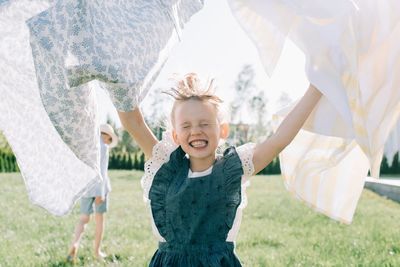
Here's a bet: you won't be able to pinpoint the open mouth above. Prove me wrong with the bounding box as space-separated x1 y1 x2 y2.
189 140 208 148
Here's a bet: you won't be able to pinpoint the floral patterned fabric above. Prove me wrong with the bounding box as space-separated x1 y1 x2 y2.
0 0 97 215
0 0 203 215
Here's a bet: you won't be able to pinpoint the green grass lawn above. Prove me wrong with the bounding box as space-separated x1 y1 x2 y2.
1 171 400 266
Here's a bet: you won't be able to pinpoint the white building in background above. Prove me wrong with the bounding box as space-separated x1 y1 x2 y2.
384 119 400 166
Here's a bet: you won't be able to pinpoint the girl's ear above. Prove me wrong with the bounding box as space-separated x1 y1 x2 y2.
220 123 230 139
172 129 180 145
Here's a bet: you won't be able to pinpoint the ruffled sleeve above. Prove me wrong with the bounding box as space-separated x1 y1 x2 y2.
140 131 178 203
234 142 255 214
236 142 256 177
223 144 256 241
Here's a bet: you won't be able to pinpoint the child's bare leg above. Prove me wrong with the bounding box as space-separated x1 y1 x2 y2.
68 214 90 259
94 197 106 259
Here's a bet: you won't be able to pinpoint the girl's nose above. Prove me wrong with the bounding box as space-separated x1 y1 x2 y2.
190 125 202 135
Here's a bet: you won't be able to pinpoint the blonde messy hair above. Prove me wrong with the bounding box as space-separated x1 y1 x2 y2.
166 73 226 126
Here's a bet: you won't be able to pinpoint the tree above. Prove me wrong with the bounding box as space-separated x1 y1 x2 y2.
248 91 271 142
139 153 145 170
381 155 389 174
390 152 399 174
0 131 11 153
229 64 272 145
4 154 11 172
106 115 140 155
229 65 256 145
0 155 4 173
109 152 115 169
113 130 138 155
277 91 293 109
127 153 133 169
133 153 139 170
230 65 257 125
143 86 171 131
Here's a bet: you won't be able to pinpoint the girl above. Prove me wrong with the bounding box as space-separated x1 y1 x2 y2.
119 73 321 266
67 124 118 263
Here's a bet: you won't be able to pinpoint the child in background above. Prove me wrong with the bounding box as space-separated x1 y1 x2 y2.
119 73 321 266
67 124 118 262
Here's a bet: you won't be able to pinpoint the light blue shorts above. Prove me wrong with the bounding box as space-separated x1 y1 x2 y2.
80 196 108 215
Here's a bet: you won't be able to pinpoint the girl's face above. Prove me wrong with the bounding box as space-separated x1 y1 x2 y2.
101 133 112 145
172 99 228 168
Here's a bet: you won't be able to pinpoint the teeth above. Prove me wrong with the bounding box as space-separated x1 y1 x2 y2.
190 140 207 148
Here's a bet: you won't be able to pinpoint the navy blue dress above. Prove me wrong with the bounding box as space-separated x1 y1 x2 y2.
148 146 244 267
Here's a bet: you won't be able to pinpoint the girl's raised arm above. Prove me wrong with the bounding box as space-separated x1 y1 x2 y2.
252 84 322 174
118 107 159 158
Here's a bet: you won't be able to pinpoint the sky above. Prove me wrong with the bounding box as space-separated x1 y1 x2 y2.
96 0 309 128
